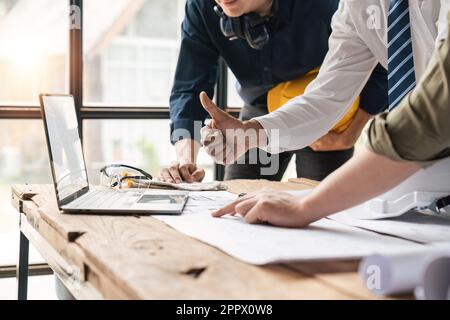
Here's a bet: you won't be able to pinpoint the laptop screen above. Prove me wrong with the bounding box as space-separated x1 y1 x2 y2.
41 95 88 202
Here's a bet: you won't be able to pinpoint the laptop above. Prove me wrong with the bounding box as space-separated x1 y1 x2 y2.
39 94 188 214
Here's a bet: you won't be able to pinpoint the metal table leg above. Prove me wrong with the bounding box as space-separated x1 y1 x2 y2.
17 230 29 300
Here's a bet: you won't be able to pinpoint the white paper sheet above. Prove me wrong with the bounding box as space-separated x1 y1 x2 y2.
154 191 450 297
154 191 425 265
330 210 450 244
129 180 228 191
181 191 237 214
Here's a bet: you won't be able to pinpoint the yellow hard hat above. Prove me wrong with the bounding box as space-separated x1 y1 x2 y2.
267 68 359 133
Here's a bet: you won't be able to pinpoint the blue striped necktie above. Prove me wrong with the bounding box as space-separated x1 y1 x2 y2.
387 0 416 110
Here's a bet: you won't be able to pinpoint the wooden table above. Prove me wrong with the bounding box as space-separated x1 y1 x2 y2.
12 179 379 300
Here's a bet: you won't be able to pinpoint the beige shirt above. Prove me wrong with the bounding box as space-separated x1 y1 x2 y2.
367 12 450 165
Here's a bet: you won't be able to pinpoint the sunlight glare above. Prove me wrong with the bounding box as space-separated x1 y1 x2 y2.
8 41 41 71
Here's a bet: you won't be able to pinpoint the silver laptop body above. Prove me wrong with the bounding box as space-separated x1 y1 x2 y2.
39 94 188 215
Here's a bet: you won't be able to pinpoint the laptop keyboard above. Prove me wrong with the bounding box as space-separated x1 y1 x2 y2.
68 190 143 210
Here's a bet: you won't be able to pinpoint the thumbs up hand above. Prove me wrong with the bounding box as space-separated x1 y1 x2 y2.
199 92 266 165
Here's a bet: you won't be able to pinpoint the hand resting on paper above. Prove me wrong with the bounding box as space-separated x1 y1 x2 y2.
158 160 205 184
212 149 421 228
211 189 321 228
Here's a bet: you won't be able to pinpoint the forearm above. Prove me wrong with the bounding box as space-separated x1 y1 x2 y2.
253 1 377 154
308 108 372 152
175 139 201 164
339 108 372 145
300 148 421 221
345 108 372 143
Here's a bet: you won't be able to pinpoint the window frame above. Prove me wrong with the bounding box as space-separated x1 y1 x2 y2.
0 0 236 274
0 0 233 180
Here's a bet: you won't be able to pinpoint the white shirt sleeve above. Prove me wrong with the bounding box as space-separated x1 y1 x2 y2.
254 1 378 154
437 0 450 42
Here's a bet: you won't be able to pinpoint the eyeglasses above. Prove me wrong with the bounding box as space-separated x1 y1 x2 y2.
99 164 153 189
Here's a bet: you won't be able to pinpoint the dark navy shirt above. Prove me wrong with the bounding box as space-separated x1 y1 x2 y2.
170 0 388 144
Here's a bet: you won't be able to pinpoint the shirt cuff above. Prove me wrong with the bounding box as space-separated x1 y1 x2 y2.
253 115 291 154
366 114 436 168
170 119 204 145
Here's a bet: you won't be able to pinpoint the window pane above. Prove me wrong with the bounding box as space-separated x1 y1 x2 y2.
0 0 69 105
0 120 52 266
83 0 185 106
227 69 244 108
83 119 215 184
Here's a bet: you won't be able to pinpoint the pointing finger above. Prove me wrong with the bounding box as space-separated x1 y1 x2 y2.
212 193 256 217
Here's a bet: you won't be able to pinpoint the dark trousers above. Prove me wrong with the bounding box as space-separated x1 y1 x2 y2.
224 147 354 182
224 105 354 182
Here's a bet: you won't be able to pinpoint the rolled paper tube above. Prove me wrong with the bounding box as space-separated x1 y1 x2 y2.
359 248 450 296
415 254 450 300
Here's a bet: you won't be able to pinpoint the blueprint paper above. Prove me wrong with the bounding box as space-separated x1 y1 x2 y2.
330 210 450 244
155 190 450 298
154 192 425 265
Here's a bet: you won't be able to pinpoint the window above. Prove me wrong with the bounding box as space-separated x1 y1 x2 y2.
227 69 245 108
0 0 227 276
83 0 185 106
0 120 52 265
0 0 69 105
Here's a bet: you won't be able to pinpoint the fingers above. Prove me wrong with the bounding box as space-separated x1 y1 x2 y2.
205 147 226 165
159 162 185 183
179 164 193 183
203 134 238 165
204 119 218 130
211 193 256 217
202 129 227 165
244 204 266 224
309 132 351 152
308 143 319 152
178 164 205 183
211 201 238 217
191 168 205 182
200 92 229 122
160 168 175 183
235 198 258 216
201 126 221 147
309 139 326 152
168 162 182 183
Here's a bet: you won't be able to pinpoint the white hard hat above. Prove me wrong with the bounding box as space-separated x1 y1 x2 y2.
346 157 450 220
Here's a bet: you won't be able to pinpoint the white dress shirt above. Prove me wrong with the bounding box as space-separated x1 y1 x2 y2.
438 0 450 40
255 0 448 154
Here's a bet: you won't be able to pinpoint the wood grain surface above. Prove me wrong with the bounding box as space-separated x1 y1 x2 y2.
12 181 380 300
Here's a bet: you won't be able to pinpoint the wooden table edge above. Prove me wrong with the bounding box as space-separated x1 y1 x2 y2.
11 182 382 300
